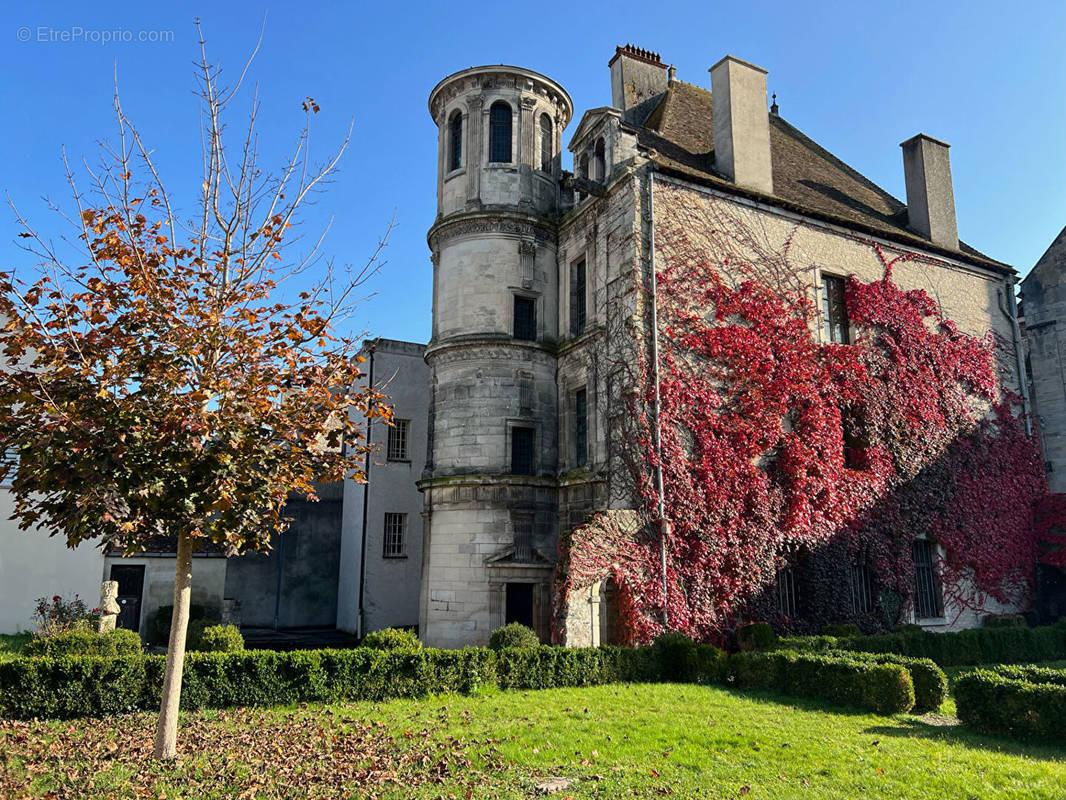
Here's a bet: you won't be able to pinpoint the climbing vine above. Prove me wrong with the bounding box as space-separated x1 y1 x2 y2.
555 178 1052 645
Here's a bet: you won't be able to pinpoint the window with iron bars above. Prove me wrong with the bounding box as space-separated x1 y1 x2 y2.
387 419 410 462
777 567 798 617
912 539 943 618
383 513 407 558
850 563 874 615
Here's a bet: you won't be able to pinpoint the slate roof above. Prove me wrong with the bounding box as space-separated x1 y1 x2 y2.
634 80 1010 273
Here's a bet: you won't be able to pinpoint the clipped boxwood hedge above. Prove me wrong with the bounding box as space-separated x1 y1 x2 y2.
728 650 915 714
955 669 1066 744
837 624 1066 667
22 629 143 659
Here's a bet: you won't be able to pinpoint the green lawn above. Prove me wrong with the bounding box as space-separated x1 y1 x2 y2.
0 633 30 662
2 681 1063 799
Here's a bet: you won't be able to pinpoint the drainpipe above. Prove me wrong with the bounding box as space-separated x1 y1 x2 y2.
272 529 285 631
998 281 1032 436
647 167 670 627
356 341 376 639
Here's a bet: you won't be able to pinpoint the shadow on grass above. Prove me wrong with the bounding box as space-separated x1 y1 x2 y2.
862 717 1066 761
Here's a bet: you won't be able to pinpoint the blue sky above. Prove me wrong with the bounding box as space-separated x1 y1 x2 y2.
2 0 1063 345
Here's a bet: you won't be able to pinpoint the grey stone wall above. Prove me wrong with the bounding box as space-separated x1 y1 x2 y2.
1022 227 1066 494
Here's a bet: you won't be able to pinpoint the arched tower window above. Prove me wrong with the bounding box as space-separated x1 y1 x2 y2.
489 101 512 163
594 138 606 182
539 114 553 172
578 152 589 179
448 111 462 172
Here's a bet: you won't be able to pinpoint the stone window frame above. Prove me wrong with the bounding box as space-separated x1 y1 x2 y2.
819 270 851 345
538 113 553 174
568 256 588 338
912 538 945 621
447 109 463 173
382 512 407 559
512 293 538 341
387 419 410 462
507 421 537 476
488 100 513 165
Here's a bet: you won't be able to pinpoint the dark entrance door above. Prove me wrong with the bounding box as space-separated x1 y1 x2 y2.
505 583 534 630
110 565 145 633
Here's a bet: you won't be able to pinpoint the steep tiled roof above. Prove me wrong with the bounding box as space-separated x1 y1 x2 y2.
636 80 1009 272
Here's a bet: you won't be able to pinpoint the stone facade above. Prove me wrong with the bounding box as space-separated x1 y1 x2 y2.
1022 227 1066 493
418 44 1028 648
338 338 429 636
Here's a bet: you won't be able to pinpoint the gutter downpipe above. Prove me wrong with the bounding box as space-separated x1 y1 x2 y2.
999 282 1032 436
648 167 670 627
356 342 376 639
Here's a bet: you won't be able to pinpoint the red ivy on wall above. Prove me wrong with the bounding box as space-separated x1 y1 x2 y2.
555 182 1052 645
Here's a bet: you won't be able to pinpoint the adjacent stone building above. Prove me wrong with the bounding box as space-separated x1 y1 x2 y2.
1022 227 1066 493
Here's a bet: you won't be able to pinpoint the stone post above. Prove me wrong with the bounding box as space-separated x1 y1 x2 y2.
97 580 120 633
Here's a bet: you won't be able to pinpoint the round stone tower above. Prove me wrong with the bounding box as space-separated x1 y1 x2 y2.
420 66 572 647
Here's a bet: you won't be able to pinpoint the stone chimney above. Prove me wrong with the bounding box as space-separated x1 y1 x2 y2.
609 44 668 124
900 134 958 249
709 55 773 195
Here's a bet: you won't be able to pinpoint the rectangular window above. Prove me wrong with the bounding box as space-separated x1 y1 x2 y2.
513 296 536 341
574 388 588 467
570 259 587 337
387 419 410 461
511 426 535 476
912 540 943 618
822 274 850 344
383 513 407 558
850 563 874 615
777 567 798 617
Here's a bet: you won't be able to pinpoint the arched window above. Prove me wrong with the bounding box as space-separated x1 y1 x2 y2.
578 152 589 179
448 111 462 172
489 101 512 163
539 114 553 172
594 138 606 182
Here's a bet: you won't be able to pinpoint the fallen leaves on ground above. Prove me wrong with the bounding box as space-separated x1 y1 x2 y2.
0 708 507 799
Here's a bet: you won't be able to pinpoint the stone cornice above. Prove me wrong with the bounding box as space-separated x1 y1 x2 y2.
428 210 559 252
425 334 559 362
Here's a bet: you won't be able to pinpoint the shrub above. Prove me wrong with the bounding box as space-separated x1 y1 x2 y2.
736 622 776 651
843 652 946 712
982 614 1027 628
838 624 1066 667
823 623 861 637
956 670 1066 744
23 628 142 659
361 627 422 651
727 650 915 714
776 635 839 652
195 625 244 653
488 623 539 651
652 632 697 681
149 604 211 646
32 595 97 637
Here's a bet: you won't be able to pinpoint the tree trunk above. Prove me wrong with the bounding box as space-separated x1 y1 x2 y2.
153 530 194 759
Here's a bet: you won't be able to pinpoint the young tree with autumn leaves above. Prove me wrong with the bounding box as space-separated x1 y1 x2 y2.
0 24 389 758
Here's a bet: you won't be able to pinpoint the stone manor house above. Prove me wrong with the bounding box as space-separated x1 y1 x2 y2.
2 44 1052 645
